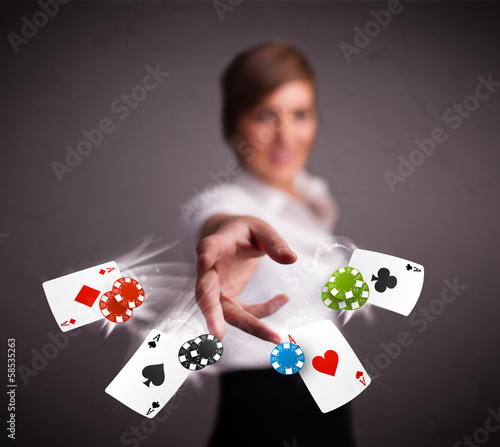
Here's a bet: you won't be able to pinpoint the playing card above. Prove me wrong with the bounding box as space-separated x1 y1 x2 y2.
42 261 122 332
105 329 191 418
348 249 424 316
281 320 370 413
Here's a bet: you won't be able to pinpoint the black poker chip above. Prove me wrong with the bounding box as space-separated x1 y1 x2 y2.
190 334 224 367
178 339 205 371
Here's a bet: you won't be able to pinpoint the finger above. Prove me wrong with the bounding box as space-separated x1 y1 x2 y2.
195 269 226 340
248 220 297 264
196 237 220 271
196 234 233 272
221 298 282 344
241 294 289 319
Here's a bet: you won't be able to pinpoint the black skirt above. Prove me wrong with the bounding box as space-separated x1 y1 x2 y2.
207 368 357 447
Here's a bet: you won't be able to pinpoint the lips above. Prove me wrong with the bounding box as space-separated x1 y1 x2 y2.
269 150 295 165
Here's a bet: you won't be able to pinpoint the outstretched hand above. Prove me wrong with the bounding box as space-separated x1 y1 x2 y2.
195 215 297 343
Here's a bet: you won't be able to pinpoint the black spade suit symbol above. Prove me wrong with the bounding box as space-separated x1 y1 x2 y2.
371 268 397 293
142 364 165 387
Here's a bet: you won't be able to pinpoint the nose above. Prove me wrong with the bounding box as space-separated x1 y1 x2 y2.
272 115 294 147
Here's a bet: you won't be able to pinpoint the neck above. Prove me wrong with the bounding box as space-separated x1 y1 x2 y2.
272 180 301 198
245 168 303 199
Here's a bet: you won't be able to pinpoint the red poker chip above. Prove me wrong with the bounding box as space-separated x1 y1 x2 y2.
112 277 145 309
99 291 133 324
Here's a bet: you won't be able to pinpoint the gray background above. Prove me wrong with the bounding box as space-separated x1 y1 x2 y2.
2 1 500 446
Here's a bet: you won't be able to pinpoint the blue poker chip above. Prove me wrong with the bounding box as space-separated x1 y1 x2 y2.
270 342 305 375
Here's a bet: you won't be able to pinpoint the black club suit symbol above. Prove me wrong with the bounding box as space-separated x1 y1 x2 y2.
371 268 397 293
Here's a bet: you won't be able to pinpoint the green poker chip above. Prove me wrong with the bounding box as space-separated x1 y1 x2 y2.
321 266 370 310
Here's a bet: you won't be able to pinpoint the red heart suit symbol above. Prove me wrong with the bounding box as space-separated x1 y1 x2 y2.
355 371 363 379
312 350 339 376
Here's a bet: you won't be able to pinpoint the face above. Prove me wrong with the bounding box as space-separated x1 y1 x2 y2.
233 80 318 192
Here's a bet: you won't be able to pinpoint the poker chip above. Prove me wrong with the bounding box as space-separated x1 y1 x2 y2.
178 334 224 371
112 277 145 309
99 291 133 324
321 266 370 310
178 339 205 371
270 342 305 375
190 334 224 366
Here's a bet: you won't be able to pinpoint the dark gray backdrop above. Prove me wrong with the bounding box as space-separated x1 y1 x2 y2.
2 1 500 446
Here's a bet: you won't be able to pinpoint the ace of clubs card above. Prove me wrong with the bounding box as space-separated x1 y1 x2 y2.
349 249 425 316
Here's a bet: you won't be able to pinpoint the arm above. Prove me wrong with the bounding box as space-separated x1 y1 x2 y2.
195 214 297 343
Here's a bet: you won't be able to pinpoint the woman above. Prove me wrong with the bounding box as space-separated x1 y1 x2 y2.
185 41 356 446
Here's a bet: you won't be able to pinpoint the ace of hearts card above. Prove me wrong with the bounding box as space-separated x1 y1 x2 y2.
282 320 370 413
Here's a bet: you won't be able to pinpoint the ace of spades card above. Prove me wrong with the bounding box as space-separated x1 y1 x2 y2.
348 249 425 316
281 320 370 413
105 330 190 418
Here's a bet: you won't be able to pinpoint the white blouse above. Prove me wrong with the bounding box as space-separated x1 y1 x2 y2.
182 166 350 372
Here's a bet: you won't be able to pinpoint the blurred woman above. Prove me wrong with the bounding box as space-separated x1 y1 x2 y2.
184 41 355 446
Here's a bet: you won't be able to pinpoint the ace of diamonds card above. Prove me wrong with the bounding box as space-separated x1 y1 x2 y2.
43 261 122 332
